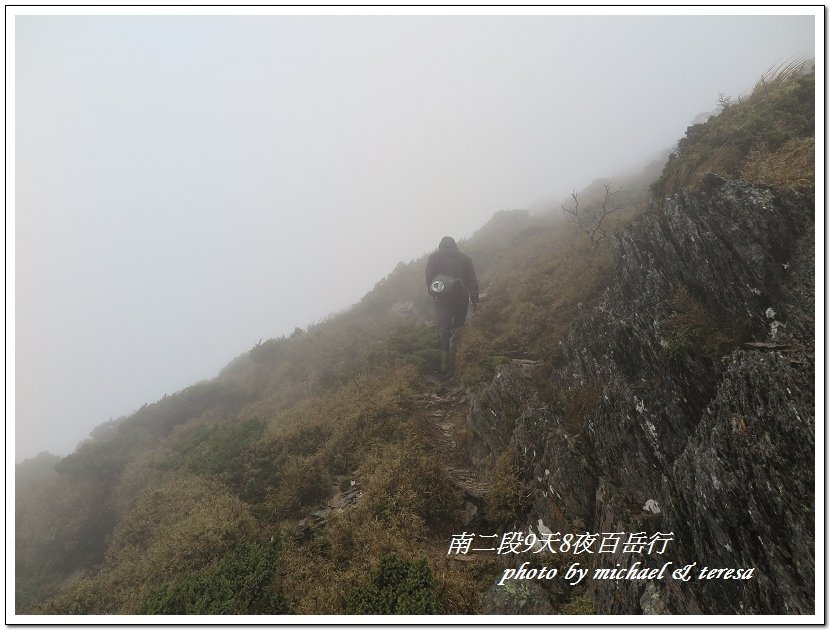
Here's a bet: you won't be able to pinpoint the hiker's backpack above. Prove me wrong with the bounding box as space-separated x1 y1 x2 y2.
429 273 464 299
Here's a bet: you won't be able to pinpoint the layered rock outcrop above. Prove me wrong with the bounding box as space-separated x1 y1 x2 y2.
466 178 814 614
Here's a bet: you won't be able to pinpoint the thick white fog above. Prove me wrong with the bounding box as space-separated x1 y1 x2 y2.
12 11 816 461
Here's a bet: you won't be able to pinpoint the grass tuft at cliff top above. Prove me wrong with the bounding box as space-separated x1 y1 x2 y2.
652 60 814 198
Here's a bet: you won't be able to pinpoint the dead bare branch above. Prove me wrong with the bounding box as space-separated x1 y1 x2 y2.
561 183 622 250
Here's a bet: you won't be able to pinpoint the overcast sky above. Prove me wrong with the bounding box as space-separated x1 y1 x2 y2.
12 11 816 461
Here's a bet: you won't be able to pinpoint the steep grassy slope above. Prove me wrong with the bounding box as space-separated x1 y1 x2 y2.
15 68 814 615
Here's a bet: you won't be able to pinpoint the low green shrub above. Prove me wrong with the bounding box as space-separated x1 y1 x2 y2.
347 554 440 614
141 540 287 614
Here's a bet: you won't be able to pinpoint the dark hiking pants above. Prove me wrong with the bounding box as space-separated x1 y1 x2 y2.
435 294 469 352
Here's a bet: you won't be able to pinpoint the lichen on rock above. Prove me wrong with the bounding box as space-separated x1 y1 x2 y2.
464 178 814 614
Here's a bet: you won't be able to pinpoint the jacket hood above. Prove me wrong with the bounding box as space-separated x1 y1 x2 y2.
438 236 458 250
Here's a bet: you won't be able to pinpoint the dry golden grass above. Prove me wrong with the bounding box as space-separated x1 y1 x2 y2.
454 199 648 387
38 474 259 614
742 136 815 191
742 57 812 105
659 286 746 357
483 449 533 528
653 62 814 198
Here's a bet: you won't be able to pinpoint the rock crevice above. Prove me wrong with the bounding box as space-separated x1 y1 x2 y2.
464 179 814 614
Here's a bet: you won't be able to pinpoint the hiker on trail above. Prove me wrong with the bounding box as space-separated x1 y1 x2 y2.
426 236 479 372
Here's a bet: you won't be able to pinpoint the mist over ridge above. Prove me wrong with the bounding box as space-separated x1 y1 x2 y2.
13 56 816 614
14 14 815 461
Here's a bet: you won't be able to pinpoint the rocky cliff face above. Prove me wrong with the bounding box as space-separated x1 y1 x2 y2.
467 177 814 614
